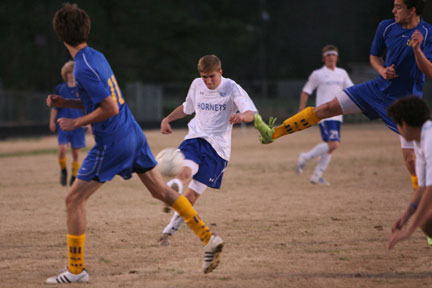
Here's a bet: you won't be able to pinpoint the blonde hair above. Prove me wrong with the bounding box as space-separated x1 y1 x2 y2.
61 60 74 81
322 45 338 55
197 55 221 73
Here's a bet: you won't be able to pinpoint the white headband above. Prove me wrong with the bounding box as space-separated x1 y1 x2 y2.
323 50 338 56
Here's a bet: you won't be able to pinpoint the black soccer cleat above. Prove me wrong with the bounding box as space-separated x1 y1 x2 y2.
60 168 67 186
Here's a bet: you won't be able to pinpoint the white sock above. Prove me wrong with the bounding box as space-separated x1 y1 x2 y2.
162 211 185 235
303 143 329 162
167 178 183 194
312 153 332 179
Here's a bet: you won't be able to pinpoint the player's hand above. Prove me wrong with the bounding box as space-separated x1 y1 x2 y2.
229 113 244 125
57 118 78 131
411 30 424 51
161 118 173 134
47 94 66 108
388 228 414 250
391 216 406 233
49 121 56 133
380 64 399 80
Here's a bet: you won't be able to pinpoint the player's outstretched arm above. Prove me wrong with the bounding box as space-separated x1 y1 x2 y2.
388 186 432 249
58 96 118 131
47 94 84 109
412 30 432 79
229 110 255 125
161 105 188 134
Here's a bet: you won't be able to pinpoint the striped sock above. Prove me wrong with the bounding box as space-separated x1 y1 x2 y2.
273 107 320 139
67 234 85 274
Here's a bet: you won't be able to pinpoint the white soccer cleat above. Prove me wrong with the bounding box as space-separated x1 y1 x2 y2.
46 268 89 284
202 235 224 274
310 175 330 186
296 152 307 175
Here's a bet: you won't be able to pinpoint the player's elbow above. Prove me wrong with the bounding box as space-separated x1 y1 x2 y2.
106 103 119 117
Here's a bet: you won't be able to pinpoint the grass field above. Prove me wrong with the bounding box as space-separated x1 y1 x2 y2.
1 123 432 287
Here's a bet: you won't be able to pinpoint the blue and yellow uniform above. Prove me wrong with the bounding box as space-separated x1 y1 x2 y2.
345 18 432 133
54 82 86 148
73 46 157 182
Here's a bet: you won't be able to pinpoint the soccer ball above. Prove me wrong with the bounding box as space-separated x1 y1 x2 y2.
156 147 185 177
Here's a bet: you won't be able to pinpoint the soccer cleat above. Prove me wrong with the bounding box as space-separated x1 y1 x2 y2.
310 175 330 186
296 153 307 175
158 233 172 247
163 181 181 213
427 236 432 246
202 235 224 274
69 176 76 186
254 114 276 144
46 268 89 284
60 168 67 186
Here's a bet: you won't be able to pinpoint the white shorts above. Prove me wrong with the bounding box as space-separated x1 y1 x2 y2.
336 91 362 115
400 135 414 149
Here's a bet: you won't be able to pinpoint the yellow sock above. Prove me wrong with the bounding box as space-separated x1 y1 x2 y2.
59 156 67 170
411 175 418 190
273 107 320 139
67 234 85 274
72 162 80 177
171 196 212 245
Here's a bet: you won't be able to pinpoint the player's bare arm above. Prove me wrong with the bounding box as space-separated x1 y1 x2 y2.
389 186 432 249
49 108 58 132
47 94 84 109
412 30 432 79
229 110 255 125
298 92 310 112
161 105 188 134
369 56 399 80
58 96 118 131
391 186 424 233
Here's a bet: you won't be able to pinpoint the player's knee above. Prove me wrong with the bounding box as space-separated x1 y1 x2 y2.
328 141 339 153
65 190 84 210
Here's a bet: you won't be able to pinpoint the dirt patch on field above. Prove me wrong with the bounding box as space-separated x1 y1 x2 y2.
1 123 431 287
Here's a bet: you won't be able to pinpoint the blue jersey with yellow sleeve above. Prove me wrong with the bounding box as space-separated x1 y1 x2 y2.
54 82 83 119
73 46 134 141
370 18 432 98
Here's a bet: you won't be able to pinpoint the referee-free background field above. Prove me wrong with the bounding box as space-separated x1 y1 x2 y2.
1 123 431 288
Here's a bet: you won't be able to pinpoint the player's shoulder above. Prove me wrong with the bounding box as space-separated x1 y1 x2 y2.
74 46 106 71
56 82 67 91
377 18 396 28
377 19 398 35
335 67 349 74
420 19 432 35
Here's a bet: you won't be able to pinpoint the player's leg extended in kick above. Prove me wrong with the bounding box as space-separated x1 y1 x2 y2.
160 185 202 246
46 179 103 284
138 168 223 273
254 97 343 144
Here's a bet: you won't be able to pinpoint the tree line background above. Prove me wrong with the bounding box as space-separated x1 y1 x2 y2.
2 0 431 92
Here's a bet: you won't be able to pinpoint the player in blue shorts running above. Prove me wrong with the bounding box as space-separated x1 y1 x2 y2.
255 0 432 191
45 4 223 284
49 60 87 186
157 55 257 246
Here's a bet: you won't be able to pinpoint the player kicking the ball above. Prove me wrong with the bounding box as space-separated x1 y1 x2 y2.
255 0 432 192
45 4 223 284
157 55 257 247
387 96 432 249
296 45 353 185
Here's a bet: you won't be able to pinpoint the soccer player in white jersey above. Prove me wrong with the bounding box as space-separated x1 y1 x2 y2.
158 55 257 246
387 96 432 249
296 45 353 185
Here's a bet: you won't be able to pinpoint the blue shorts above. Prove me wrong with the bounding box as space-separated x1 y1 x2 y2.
179 138 228 189
77 122 157 183
344 81 410 134
319 120 341 142
57 127 86 149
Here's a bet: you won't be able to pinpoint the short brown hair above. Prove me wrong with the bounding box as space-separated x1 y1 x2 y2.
197 55 222 73
387 96 430 127
53 3 91 46
322 45 338 55
61 60 74 81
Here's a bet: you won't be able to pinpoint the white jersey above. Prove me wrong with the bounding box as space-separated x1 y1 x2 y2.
183 76 257 161
414 120 432 187
302 66 353 122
